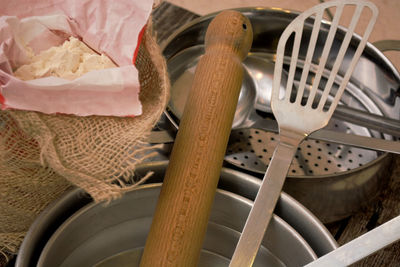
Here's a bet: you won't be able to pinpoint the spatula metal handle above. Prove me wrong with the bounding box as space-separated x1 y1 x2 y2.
229 130 303 267
305 215 400 266
140 10 253 267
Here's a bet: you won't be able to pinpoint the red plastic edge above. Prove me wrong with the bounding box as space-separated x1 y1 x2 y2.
133 24 147 65
0 92 5 106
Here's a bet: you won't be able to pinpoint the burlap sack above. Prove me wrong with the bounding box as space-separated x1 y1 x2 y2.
0 19 169 265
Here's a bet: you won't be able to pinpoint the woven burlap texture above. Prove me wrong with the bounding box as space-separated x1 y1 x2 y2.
0 20 170 265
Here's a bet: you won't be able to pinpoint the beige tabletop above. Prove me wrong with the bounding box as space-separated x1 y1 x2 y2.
168 0 400 73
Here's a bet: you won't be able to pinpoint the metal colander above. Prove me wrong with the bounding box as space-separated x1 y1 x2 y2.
226 118 378 176
161 7 399 222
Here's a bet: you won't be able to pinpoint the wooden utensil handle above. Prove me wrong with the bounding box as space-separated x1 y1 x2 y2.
140 10 253 267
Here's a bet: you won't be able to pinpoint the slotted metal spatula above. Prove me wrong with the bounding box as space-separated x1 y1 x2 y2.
230 1 378 266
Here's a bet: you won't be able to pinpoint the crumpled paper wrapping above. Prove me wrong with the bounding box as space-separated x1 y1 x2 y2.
0 1 171 265
0 0 153 116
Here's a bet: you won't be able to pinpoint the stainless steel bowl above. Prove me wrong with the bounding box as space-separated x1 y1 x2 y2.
161 7 399 223
16 163 337 266
36 185 316 266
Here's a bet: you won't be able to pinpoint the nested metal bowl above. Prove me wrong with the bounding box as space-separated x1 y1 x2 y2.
161 7 400 223
16 162 337 266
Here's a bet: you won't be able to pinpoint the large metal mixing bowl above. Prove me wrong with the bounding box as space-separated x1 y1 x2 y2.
16 163 337 266
36 185 317 266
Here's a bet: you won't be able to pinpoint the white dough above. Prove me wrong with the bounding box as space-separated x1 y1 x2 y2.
14 37 116 80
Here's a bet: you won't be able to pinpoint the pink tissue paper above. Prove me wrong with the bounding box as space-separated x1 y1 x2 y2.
0 0 154 116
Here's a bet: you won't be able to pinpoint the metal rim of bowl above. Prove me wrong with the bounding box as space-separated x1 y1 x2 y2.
16 162 338 267
36 184 316 266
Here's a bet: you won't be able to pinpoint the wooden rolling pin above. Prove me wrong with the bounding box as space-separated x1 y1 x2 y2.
140 10 253 266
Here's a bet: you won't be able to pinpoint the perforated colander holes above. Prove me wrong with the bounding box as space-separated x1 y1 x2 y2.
249 129 276 156
333 144 367 170
290 139 347 175
226 127 374 176
292 141 323 175
226 151 267 172
227 129 278 171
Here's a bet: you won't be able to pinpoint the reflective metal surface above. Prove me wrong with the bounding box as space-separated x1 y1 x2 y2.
16 162 338 267
162 8 400 119
165 47 400 153
168 45 400 136
305 215 400 266
15 188 91 267
161 7 398 223
37 185 316 266
230 3 379 265
135 161 338 257
165 45 383 172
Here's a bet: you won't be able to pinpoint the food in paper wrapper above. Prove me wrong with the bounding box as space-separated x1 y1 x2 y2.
14 37 117 81
0 0 170 265
0 0 153 117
